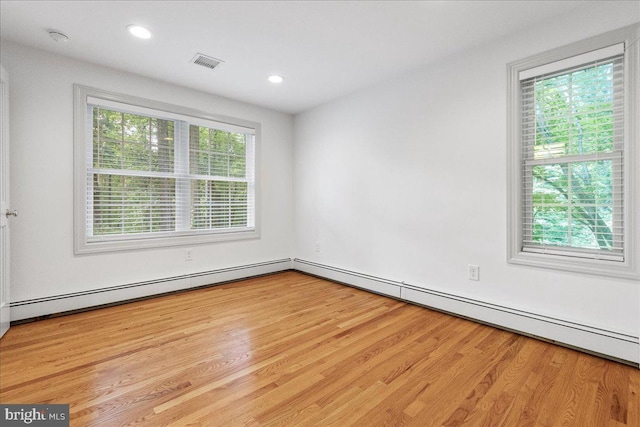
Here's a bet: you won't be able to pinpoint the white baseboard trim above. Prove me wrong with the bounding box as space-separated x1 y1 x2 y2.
294 258 402 298
293 258 639 365
11 258 293 321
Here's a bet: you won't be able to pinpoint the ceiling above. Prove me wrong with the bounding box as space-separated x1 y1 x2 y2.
1 1 591 114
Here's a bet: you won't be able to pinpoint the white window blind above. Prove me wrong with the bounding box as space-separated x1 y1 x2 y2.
77 89 257 251
518 43 624 81
520 52 624 260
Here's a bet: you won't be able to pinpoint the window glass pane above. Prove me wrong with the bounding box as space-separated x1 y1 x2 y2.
93 108 175 172
532 164 568 204
151 119 175 172
92 174 175 236
211 153 228 177
92 173 124 235
96 140 122 170
570 161 612 205
189 125 246 178
190 180 248 230
123 142 149 170
533 62 615 160
230 182 248 227
93 108 123 169
570 206 613 250
532 205 569 246
532 161 614 250
229 132 246 178
212 129 229 152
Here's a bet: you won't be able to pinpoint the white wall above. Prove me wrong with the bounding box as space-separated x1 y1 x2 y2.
293 2 640 360
1 41 294 317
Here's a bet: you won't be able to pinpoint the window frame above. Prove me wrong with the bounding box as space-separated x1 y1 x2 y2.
74 85 261 254
506 24 639 279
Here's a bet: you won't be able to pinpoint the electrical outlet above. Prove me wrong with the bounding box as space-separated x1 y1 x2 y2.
468 264 479 281
185 248 193 261
315 241 321 253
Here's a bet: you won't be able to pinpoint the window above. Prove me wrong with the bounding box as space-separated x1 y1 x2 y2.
74 86 259 253
507 24 639 278
522 50 623 259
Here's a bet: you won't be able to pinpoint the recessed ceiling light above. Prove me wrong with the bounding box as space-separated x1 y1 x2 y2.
127 25 152 39
268 75 284 84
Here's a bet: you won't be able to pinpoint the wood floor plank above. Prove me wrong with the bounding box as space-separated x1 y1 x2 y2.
533 348 581 426
1 271 639 426
460 338 541 425
549 353 596 427
628 372 640 427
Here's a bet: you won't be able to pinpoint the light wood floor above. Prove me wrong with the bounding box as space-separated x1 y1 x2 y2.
1 271 638 426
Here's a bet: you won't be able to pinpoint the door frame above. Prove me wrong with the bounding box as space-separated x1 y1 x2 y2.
0 64 10 338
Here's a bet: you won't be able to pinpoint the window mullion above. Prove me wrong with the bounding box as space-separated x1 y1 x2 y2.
175 121 191 232
247 134 255 228
86 105 95 238
567 164 573 246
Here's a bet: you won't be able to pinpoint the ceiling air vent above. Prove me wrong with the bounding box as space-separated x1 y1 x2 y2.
191 53 224 70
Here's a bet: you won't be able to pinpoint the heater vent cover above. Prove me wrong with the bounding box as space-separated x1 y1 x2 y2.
191 53 224 70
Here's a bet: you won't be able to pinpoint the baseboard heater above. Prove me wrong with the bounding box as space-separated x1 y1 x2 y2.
293 258 639 366
11 258 292 323
10 257 638 365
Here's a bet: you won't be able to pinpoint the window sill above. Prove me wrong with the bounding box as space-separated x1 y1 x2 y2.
508 250 639 279
75 228 260 255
